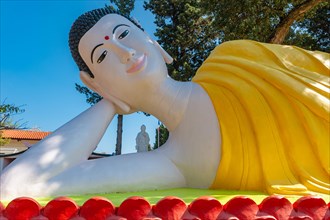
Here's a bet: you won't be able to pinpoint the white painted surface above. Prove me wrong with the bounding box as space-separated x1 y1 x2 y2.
0 13 221 200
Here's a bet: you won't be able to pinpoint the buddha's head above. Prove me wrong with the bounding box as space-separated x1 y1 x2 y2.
69 6 173 113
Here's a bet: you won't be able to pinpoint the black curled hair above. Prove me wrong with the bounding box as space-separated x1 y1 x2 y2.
69 5 144 78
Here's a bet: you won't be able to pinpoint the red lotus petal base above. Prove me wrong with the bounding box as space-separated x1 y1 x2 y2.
1 195 329 220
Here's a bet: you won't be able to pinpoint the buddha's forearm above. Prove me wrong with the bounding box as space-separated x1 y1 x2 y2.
0 99 116 188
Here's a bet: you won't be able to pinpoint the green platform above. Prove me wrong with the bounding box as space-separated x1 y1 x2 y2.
31 188 329 206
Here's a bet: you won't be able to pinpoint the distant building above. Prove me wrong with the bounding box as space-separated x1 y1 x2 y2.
0 129 111 171
0 129 51 171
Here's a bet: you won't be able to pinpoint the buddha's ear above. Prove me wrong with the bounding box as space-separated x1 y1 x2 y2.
80 71 131 113
152 40 173 64
80 71 96 90
144 32 172 63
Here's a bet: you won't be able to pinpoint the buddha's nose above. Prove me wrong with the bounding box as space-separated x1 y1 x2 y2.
110 42 135 64
120 48 136 64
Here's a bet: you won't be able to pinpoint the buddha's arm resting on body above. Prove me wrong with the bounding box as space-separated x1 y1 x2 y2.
0 100 115 197
0 99 186 199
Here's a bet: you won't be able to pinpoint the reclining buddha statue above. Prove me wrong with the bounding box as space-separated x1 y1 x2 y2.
1 6 329 200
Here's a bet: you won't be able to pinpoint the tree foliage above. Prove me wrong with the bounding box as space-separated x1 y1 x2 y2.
75 84 102 106
145 0 328 81
0 101 26 146
153 124 169 149
0 101 26 130
110 0 134 17
144 0 218 81
0 134 10 147
285 3 329 52
267 0 326 44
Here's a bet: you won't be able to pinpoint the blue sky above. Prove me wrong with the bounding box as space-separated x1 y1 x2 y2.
0 0 160 154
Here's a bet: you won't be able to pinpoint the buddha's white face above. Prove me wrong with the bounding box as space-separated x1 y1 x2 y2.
78 14 168 107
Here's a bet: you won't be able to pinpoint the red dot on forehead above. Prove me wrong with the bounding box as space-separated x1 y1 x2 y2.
104 36 110 40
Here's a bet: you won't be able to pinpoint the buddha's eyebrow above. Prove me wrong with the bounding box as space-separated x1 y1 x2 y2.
113 24 130 34
91 43 103 63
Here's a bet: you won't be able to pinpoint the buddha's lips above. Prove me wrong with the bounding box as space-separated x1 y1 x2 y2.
127 54 147 74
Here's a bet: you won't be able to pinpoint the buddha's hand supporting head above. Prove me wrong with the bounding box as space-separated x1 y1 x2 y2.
69 6 173 114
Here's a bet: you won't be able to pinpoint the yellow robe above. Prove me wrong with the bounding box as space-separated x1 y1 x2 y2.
192 40 329 195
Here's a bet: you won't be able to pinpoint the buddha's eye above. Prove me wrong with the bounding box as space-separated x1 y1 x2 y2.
97 50 107 63
118 30 129 39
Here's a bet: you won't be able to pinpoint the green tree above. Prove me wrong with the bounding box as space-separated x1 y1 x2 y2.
203 0 328 47
144 0 219 81
75 1 135 155
285 3 329 52
153 124 169 149
0 133 9 147
145 0 328 81
110 0 134 16
0 102 26 130
0 101 26 146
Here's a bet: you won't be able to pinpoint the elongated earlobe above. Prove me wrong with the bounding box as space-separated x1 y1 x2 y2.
152 40 173 64
80 71 95 89
80 71 131 113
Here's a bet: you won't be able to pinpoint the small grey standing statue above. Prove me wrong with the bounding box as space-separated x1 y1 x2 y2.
135 125 150 152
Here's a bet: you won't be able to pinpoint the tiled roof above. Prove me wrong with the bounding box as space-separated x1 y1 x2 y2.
0 130 51 140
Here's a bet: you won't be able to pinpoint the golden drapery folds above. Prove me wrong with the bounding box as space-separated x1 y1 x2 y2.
193 40 329 195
